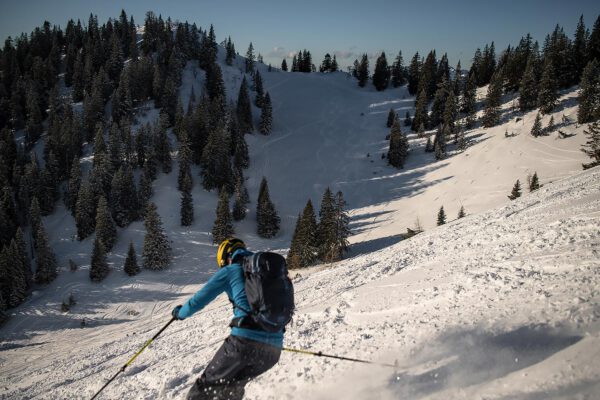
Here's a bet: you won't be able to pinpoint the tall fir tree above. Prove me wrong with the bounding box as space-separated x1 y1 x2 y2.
572 15 588 83
237 77 253 133
15 228 32 290
75 180 96 240
508 179 522 200
281 59 288 71
95 196 116 252
529 172 540 192
531 113 543 137
577 59 600 124
254 70 264 107
34 224 58 284
357 54 369 88
200 122 233 192
212 188 234 244
256 177 280 238
386 108 396 128
89 238 109 282
287 199 318 269
180 173 194 226
124 241 140 276
372 52 390 91
391 51 406 88
537 60 559 114
407 52 421 95
110 165 138 227
462 73 478 128
333 191 351 261
519 54 540 112
259 92 273 135
232 174 249 221
437 206 446 226
65 157 81 215
245 42 255 73
388 116 409 168
142 202 171 270
317 187 337 262
581 121 600 169
482 69 504 127
412 89 429 131
457 206 466 219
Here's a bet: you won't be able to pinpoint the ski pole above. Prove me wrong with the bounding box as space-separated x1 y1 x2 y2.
283 346 397 368
90 316 176 400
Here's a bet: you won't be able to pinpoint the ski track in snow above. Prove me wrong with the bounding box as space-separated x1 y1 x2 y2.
1 53 599 399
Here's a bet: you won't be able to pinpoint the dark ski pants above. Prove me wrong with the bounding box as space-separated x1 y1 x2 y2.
186 335 281 400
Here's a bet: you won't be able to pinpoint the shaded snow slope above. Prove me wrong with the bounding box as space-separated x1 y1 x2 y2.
2 165 598 400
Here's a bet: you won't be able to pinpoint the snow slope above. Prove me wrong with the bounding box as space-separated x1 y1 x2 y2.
0 49 597 399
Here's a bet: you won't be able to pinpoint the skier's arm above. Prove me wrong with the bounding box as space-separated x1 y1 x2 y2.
177 268 229 319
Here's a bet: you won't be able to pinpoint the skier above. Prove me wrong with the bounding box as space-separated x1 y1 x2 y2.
172 238 284 400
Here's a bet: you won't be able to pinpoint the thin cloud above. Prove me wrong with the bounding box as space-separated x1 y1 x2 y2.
267 46 287 58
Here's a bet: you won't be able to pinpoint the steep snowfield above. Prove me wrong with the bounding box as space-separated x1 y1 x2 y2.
0 50 597 399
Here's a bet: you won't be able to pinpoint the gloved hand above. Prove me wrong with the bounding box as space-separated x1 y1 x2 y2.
172 305 184 320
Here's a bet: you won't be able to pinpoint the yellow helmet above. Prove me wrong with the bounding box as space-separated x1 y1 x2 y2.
216 238 246 267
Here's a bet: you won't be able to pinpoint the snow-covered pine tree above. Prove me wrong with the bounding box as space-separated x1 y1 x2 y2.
180 173 194 226
577 59 600 124
581 121 600 169
430 78 450 128
142 202 171 270
537 60 559 114
95 196 116 251
153 116 172 174
437 206 446 226
124 241 140 276
259 92 273 135
433 125 447 160
65 157 81 215
388 116 409 168
4 241 27 307
531 113 543 137
387 109 396 128
256 177 280 238
89 238 109 282
34 224 58 284
177 129 193 191
138 164 153 212
508 179 522 200
212 188 234 244
75 181 96 240
237 77 253 134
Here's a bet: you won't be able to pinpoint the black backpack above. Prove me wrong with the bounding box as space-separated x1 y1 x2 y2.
230 252 295 333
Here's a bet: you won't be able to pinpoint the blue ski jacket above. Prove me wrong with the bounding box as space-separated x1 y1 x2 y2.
176 249 284 348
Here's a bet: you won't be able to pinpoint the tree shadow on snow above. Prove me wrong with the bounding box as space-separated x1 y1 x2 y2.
347 234 404 257
388 325 582 399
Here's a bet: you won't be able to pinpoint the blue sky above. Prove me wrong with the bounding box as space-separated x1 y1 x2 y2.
0 0 598 69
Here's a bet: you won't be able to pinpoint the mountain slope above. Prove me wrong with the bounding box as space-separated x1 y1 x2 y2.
0 51 596 399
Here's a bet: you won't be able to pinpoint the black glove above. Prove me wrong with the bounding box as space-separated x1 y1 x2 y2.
172 305 183 320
